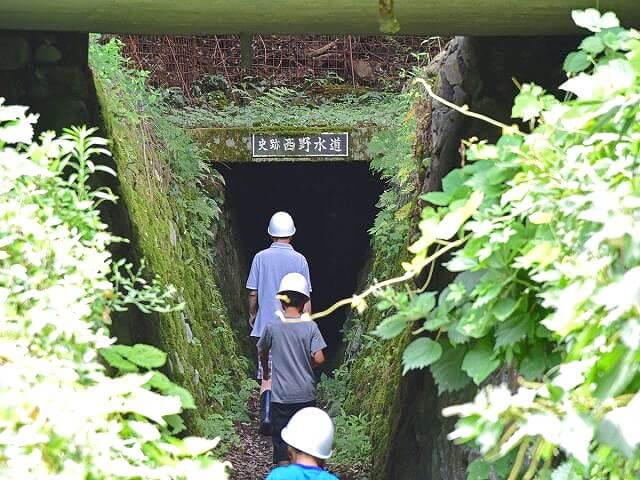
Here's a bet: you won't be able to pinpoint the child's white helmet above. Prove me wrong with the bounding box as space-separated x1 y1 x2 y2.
278 273 310 298
281 407 334 459
268 211 296 237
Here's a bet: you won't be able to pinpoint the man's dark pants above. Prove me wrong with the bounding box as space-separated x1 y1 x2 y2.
271 400 316 463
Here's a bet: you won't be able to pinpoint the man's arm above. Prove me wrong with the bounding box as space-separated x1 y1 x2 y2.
248 289 258 328
311 349 325 368
301 258 312 314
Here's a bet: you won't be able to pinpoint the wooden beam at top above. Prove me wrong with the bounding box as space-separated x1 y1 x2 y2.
0 1 639 36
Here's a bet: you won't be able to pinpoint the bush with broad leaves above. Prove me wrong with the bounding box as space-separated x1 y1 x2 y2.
367 9 640 479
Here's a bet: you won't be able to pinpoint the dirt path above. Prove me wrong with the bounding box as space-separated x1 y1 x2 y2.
226 395 273 479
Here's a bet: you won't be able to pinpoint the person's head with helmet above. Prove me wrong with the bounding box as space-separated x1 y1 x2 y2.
268 211 296 243
276 272 310 315
265 407 337 479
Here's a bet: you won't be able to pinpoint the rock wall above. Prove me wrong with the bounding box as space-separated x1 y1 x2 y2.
0 30 94 131
92 69 251 432
0 29 252 433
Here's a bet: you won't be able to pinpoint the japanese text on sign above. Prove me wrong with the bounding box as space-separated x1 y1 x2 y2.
252 133 349 157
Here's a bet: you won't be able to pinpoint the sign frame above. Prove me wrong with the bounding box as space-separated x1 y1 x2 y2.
251 132 350 158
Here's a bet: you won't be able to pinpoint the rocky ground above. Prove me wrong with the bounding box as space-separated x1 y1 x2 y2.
226 395 273 479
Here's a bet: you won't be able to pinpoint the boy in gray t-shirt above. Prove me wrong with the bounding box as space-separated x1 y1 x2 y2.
257 273 327 465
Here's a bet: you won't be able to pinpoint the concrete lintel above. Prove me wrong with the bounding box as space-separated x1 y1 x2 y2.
191 126 375 163
2 1 640 36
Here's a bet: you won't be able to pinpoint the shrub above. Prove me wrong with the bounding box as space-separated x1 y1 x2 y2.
360 9 640 479
0 99 228 479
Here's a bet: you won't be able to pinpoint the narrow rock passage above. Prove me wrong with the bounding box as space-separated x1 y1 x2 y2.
226 395 273 479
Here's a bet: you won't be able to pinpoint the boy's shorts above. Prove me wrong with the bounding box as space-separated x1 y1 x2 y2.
271 400 316 463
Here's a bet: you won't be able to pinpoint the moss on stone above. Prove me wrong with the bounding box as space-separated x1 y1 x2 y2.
341 251 414 476
93 72 249 434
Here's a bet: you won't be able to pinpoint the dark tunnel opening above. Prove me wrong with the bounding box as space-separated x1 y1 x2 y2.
219 161 385 370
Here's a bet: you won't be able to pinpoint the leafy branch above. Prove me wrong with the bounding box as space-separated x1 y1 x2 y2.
315 8 640 479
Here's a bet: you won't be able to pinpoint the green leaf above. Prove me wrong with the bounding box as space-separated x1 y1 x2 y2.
99 347 139 373
519 343 547 381
442 168 464 193
422 191 452 206
467 458 490 480
411 292 436 317
146 372 173 392
374 293 436 339
456 308 493 339
494 314 530 348
446 254 477 272
491 297 520 322
165 413 187 434
563 51 591 74
167 384 196 410
492 450 517 478
462 341 500 385
402 337 442 375
373 314 409 340
125 344 167 369
594 346 638 400
580 36 605 55
431 343 471 393
512 91 542 121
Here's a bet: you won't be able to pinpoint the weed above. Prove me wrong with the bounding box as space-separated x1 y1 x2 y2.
89 36 223 264
169 87 410 129
203 373 257 451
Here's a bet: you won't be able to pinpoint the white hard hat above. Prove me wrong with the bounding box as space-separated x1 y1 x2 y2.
278 273 310 298
268 211 296 237
281 407 334 459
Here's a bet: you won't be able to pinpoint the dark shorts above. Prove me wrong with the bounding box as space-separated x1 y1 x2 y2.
271 400 316 463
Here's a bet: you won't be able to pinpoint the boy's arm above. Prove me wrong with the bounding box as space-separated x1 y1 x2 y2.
257 325 271 379
260 348 271 380
310 323 327 367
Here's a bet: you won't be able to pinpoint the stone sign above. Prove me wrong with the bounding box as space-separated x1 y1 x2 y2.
252 132 349 158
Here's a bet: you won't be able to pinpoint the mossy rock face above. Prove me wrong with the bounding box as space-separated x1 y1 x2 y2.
93 70 249 434
31 66 89 100
0 71 27 102
35 98 89 133
0 35 30 70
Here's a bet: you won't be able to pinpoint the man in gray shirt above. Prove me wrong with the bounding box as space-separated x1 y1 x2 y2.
258 273 327 465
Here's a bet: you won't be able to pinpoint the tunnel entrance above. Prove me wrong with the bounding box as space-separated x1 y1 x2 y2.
220 161 384 369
